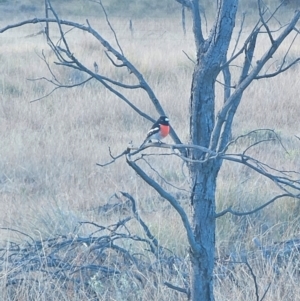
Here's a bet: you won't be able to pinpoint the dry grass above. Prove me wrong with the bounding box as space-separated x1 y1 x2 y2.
0 5 300 301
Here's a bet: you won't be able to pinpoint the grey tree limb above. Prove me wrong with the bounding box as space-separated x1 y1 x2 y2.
211 10 300 153
125 153 202 256
215 193 292 218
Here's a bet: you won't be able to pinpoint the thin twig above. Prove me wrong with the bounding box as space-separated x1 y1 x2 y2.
141 157 189 192
164 281 188 294
120 191 162 257
260 283 271 301
255 58 300 79
258 0 274 44
96 148 130 167
244 260 259 301
0 227 36 243
182 50 195 64
231 12 246 58
89 0 124 55
215 193 292 218
29 77 93 103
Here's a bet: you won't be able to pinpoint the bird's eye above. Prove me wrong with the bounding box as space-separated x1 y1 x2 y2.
165 118 169 121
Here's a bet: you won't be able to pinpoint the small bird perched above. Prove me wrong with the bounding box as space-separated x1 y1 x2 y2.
140 116 170 148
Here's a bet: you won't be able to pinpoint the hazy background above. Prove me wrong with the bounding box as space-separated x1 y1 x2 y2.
0 0 300 300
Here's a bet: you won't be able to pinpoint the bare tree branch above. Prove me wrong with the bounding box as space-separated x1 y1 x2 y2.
244 260 260 301
96 148 130 167
222 153 300 191
104 50 126 67
255 58 300 79
212 9 300 154
0 227 36 243
212 28 258 152
260 283 271 301
191 0 204 50
98 136 300 202
126 153 202 256
223 20 260 69
89 0 124 55
28 74 93 103
174 0 192 10
255 27 299 79
140 157 189 192
215 193 292 218
35 49 62 84
242 259 271 301
47 0 72 57
222 129 288 154
129 142 216 158
230 12 246 58
182 50 196 64
120 192 163 257
164 281 189 295
258 0 274 44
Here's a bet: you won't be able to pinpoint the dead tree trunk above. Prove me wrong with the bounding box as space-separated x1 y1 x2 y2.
187 1 238 300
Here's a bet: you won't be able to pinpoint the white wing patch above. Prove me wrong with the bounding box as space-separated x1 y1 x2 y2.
147 126 159 137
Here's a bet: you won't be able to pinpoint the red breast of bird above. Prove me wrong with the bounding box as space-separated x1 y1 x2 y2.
147 124 170 141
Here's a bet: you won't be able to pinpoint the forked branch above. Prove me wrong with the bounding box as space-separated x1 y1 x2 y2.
212 6 300 153
215 193 294 218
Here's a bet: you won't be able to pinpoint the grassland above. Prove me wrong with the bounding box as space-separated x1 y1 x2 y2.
0 2 300 300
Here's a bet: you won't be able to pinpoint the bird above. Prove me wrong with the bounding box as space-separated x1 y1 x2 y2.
140 116 170 148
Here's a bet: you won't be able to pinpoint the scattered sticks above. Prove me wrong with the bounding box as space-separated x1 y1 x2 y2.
0 194 187 296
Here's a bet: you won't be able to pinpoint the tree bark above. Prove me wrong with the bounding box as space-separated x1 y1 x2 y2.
189 70 222 299
189 164 218 300
188 1 238 300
